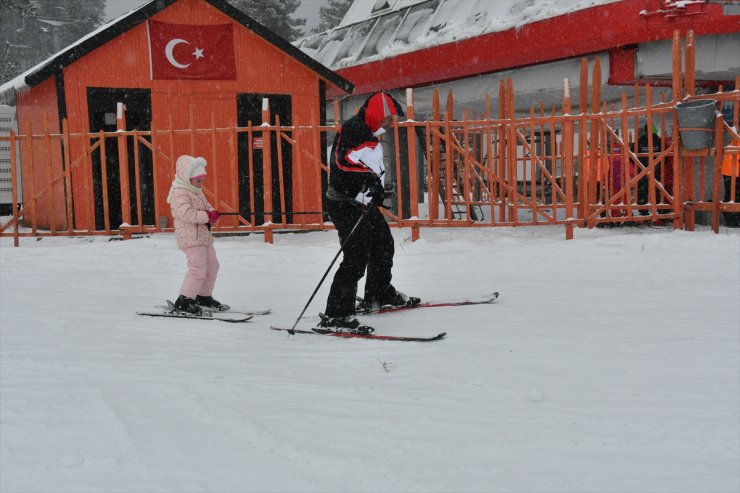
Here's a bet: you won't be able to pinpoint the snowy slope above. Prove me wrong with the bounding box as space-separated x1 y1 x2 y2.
1 225 739 492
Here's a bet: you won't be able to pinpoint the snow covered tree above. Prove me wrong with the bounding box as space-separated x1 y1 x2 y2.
0 0 39 84
54 0 106 48
314 0 352 34
228 0 306 41
0 0 104 85
0 0 40 17
0 42 21 84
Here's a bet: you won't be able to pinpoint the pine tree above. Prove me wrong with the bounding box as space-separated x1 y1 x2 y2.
314 0 352 34
228 0 307 41
55 0 106 48
0 0 40 17
0 0 39 84
0 0 104 85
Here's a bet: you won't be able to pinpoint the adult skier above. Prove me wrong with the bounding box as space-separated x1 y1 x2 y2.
320 92 420 331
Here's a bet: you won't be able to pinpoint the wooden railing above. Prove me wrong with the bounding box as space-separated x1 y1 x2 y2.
1 31 739 246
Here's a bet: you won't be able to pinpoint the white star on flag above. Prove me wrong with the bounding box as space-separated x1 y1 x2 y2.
193 47 204 60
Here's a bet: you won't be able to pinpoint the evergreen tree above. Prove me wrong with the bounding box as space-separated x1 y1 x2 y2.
0 0 104 85
314 0 352 34
55 0 106 48
0 0 40 17
228 0 306 41
0 0 39 84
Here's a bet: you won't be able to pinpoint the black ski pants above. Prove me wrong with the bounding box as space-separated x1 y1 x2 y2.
324 200 395 317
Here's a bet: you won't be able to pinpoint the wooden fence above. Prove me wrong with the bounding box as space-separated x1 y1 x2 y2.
1 31 739 246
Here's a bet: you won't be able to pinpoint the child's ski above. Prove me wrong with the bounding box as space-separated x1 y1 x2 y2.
137 300 253 323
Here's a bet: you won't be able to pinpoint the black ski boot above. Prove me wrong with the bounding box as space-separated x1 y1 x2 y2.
195 295 230 311
174 295 203 316
318 313 374 334
361 290 421 312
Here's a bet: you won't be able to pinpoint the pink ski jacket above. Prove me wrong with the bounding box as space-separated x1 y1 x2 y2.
168 158 213 250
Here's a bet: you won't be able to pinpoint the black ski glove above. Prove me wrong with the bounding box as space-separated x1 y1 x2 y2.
367 181 386 208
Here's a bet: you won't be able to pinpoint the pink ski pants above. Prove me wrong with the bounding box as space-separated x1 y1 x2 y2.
179 244 220 299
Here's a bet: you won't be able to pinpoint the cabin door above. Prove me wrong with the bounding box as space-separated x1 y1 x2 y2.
87 88 153 231
236 94 293 225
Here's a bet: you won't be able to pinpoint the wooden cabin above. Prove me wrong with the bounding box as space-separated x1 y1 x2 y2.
0 0 353 231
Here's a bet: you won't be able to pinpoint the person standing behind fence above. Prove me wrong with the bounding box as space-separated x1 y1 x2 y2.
320 92 420 331
721 135 740 227
637 123 663 217
166 155 227 315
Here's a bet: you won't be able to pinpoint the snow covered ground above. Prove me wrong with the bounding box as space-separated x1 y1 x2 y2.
1 224 739 492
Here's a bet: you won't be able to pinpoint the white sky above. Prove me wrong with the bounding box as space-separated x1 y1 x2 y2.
104 0 326 33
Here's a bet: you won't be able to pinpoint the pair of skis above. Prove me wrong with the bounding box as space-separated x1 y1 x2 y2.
271 292 499 342
138 292 499 342
136 300 270 323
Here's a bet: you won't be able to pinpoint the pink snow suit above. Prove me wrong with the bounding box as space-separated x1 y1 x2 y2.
167 155 219 299
168 156 214 250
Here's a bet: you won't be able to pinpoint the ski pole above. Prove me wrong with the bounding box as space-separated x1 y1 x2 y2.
216 211 328 216
288 205 375 333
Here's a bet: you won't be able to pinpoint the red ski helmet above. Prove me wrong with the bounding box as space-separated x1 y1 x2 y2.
364 92 398 133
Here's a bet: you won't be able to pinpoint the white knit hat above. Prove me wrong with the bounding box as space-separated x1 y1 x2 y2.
189 157 207 181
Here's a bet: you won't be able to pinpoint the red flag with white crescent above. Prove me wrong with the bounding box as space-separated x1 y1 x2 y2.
148 20 237 80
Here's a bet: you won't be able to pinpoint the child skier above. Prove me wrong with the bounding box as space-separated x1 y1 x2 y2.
166 154 227 315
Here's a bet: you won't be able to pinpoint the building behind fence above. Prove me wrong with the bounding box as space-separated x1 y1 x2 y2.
0 105 21 214
0 29 739 246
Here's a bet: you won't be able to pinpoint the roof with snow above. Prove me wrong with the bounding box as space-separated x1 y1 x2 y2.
0 0 353 104
293 0 624 70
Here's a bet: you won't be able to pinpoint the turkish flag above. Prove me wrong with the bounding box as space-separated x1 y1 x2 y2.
148 20 237 80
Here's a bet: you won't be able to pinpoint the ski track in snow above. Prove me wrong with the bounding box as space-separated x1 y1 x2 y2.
1 225 739 492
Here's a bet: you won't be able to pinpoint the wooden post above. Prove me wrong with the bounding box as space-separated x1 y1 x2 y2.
486 94 495 225
562 79 575 240
133 129 143 229
43 113 56 234
406 88 420 241
261 98 273 244
209 111 220 229
274 114 287 226
10 129 19 247
578 58 589 225
149 125 161 231
62 119 74 234
463 108 472 225
116 102 132 239
711 114 724 233
498 80 507 223
645 85 657 219
99 129 111 233
685 30 695 96
247 121 256 230
23 121 37 235
590 57 602 225
444 91 454 223
672 30 683 102
430 88 440 221
506 78 517 225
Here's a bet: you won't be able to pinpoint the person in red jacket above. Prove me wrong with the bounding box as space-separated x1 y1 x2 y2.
320 92 419 331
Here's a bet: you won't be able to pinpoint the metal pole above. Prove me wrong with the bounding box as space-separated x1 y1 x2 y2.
288 206 374 333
